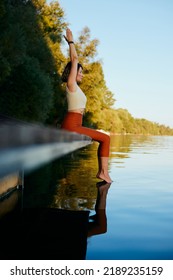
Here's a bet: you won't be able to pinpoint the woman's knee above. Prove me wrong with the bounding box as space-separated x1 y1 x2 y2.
103 133 110 145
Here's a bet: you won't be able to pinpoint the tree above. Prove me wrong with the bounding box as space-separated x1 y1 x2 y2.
0 0 66 123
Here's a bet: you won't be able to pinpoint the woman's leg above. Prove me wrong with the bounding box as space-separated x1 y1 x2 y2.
72 126 112 182
61 113 112 182
74 126 112 182
96 157 112 183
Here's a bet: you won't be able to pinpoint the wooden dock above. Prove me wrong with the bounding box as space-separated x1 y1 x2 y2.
0 114 91 193
0 114 92 260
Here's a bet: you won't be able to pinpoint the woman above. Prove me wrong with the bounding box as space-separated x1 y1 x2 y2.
61 28 112 183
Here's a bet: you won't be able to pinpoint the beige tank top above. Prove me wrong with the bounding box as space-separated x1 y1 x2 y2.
66 85 87 111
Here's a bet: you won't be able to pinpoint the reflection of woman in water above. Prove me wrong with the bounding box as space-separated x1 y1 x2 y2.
61 28 112 183
88 181 111 237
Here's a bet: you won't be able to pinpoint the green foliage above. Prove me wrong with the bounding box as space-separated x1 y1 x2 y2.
0 0 66 123
1 56 53 121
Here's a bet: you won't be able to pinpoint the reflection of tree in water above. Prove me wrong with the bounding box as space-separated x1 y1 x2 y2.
50 143 99 210
24 142 99 210
110 135 152 156
24 135 154 210
110 135 154 166
51 136 132 210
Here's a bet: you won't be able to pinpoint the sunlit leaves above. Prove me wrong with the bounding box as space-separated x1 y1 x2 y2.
0 0 66 122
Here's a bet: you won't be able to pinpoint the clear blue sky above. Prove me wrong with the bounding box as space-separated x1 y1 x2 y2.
49 0 173 128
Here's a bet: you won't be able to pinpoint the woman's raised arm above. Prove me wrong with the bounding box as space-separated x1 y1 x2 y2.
64 28 78 91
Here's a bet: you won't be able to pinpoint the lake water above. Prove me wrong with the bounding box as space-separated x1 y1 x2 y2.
1 135 173 260
86 135 173 260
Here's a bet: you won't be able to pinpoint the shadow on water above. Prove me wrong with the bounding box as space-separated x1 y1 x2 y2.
0 178 111 260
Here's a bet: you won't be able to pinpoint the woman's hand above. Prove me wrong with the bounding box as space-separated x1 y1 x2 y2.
64 28 73 43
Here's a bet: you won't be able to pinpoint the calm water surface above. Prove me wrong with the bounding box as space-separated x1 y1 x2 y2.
87 135 173 259
50 135 173 260
1 135 173 260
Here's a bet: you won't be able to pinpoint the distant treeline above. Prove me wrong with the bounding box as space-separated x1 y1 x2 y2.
0 0 172 135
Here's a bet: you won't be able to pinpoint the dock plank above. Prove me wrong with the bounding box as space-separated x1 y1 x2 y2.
0 114 91 178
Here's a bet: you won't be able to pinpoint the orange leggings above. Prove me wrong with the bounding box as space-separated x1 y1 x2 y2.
61 112 110 157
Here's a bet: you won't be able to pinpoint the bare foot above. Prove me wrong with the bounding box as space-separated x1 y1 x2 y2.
96 172 112 183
